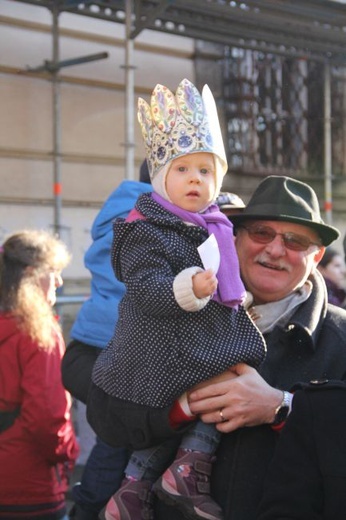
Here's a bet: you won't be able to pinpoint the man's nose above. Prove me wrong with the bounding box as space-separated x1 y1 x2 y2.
264 235 287 256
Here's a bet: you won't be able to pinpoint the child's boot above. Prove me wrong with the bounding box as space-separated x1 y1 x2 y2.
98 478 154 520
153 449 223 520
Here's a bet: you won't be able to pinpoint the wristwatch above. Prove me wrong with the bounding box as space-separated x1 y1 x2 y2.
272 391 291 426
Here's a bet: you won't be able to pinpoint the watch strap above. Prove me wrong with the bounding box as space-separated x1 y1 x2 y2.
272 391 292 426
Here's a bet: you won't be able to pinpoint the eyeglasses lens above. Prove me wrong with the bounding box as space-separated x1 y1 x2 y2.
242 226 315 251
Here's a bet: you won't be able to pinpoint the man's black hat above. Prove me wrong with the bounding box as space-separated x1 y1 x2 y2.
230 176 339 246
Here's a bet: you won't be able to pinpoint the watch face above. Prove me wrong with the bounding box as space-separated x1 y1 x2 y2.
273 405 289 426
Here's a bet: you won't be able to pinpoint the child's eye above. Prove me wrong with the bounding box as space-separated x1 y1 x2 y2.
200 168 211 175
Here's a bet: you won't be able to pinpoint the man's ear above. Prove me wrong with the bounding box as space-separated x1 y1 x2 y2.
313 246 325 265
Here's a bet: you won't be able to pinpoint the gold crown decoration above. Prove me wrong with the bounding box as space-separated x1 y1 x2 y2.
137 78 228 180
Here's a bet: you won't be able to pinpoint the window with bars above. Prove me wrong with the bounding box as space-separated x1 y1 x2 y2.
196 43 346 179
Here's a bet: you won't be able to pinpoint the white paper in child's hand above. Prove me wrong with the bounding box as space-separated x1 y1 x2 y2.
197 233 220 274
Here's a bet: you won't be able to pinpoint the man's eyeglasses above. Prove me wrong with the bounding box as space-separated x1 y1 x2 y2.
238 224 322 252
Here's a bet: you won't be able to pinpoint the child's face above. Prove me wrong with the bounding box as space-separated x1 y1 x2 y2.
166 152 216 212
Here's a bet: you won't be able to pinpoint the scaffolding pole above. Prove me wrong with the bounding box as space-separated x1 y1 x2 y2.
324 62 333 225
124 0 135 180
52 4 62 236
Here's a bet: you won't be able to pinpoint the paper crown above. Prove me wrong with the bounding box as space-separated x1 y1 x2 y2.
137 78 228 180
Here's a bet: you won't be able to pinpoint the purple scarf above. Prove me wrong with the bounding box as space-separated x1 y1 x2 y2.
152 192 246 308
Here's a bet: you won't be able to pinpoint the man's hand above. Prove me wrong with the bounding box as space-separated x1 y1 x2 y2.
188 363 283 433
192 268 218 299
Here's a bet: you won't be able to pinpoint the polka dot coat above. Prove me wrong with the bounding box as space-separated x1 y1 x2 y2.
92 193 266 408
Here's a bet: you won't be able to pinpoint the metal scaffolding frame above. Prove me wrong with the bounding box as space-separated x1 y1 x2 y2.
11 0 346 229
15 1 346 63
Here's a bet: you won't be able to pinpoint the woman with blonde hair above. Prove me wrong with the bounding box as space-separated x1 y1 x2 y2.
0 229 79 520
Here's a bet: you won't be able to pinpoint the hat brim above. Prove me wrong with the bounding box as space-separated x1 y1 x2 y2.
230 214 340 247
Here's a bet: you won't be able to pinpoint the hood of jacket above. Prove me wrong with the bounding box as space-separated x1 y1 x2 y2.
70 180 153 348
91 180 152 241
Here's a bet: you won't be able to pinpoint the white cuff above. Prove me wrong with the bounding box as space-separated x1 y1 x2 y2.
173 266 210 312
178 392 195 417
287 392 293 415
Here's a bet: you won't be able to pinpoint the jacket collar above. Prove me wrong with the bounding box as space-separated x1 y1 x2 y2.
286 270 327 350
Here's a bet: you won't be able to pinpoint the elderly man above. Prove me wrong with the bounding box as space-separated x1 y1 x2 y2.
88 175 346 520
179 175 346 520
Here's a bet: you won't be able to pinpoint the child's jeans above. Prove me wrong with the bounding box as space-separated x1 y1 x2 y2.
125 420 221 482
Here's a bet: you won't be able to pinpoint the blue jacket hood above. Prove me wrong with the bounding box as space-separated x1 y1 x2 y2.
70 180 153 348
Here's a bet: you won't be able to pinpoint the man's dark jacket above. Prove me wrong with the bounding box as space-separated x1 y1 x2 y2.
202 272 346 520
258 380 346 520
199 273 346 520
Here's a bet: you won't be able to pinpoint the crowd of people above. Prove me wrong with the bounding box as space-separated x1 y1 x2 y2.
1 77 346 520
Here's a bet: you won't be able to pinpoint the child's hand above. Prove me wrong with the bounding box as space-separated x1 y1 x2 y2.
192 268 218 299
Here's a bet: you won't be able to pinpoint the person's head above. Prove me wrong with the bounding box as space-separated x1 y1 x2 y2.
137 78 227 208
139 159 151 184
216 191 245 217
318 247 346 289
230 176 340 304
0 229 71 349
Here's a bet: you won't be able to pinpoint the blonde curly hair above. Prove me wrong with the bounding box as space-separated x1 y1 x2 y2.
0 230 71 350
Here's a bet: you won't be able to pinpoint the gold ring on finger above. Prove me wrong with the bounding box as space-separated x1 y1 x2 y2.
219 408 227 422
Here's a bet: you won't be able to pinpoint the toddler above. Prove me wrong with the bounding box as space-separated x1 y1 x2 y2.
91 79 266 520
